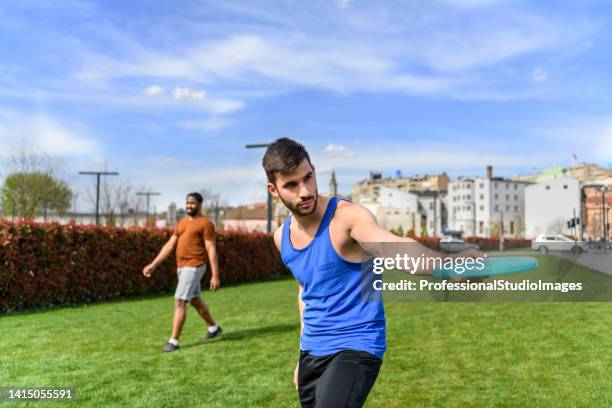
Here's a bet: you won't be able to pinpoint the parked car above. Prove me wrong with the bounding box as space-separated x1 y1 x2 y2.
531 234 586 254
440 235 480 253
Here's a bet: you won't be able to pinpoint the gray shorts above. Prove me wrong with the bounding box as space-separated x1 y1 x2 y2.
175 264 206 300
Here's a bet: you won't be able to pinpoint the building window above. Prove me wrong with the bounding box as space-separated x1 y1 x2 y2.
545 186 550 190
506 205 510 212
563 185 568 189
505 194 509 201
479 194 484 199
514 184 518 190
495 183 499 188
467 195 471 200
506 183 509 189
514 205 519 212
494 204 499 211
429 203 434 210
494 194 499 200
479 183 484 189
479 205 484 211
514 195 518 201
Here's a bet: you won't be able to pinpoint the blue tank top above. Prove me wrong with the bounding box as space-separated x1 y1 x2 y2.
280 197 386 359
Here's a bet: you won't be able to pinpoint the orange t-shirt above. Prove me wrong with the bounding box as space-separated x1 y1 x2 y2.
173 215 216 268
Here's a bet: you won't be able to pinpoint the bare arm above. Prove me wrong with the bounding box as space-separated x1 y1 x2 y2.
143 235 177 277
294 282 304 389
274 226 302 389
205 239 220 291
297 283 304 334
346 203 482 274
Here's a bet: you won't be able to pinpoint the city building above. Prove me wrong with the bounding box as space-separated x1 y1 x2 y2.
224 203 278 232
582 179 612 240
371 186 446 237
448 166 530 238
29 211 149 227
524 177 582 238
352 171 448 205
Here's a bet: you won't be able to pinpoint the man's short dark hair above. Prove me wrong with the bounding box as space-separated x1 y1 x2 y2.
262 138 312 183
187 192 203 203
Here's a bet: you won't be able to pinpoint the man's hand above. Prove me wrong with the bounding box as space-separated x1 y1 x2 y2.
142 264 155 278
293 361 299 390
210 276 220 291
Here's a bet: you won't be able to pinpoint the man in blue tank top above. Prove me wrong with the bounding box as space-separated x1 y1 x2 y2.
262 138 419 408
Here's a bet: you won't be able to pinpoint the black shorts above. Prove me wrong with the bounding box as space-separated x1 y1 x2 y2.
298 349 383 408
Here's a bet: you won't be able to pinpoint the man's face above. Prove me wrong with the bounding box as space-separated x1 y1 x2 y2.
186 196 201 216
268 159 318 216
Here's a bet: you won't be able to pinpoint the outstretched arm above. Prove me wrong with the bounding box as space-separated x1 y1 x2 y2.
273 226 302 390
294 283 304 389
143 235 178 277
346 203 482 274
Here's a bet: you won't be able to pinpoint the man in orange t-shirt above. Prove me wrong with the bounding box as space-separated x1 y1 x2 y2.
143 192 222 352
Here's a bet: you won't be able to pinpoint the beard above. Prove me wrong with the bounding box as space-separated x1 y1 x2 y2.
279 190 318 217
186 207 200 216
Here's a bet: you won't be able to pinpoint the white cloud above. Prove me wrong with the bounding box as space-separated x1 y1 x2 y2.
334 0 353 9
532 68 548 82
172 87 207 101
324 144 355 157
144 85 164 96
0 111 100 158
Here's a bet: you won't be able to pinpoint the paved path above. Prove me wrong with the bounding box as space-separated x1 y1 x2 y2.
555 251 612 276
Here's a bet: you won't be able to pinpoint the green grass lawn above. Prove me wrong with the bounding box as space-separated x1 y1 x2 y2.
1 254 611 407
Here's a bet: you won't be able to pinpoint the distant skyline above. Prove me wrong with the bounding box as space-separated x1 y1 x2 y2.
1 0 611 211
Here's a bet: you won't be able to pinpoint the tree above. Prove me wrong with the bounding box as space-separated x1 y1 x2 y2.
0 147 72 219
548 217 566 234
0 172 72 218
198 188 228 227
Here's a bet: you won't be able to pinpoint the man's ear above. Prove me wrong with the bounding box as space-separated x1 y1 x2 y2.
267 182 279 198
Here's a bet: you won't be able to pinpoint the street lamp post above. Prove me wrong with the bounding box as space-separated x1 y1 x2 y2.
136 191 161 227
246 143 272 234
467 200 477 238
78 171 119 225
601 186 608 253
495 209 505 251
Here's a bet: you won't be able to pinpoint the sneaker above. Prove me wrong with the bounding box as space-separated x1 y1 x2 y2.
162 342 180 352
203 326 223 341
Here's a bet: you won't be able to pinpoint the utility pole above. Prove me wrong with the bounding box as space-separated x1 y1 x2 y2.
136 191 161 227
433 191 437 237
246 143 272 233
602 186 608 253
78 171 119 225
499 210 505 251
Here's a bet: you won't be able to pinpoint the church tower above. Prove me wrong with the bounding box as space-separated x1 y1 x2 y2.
329 168 338 197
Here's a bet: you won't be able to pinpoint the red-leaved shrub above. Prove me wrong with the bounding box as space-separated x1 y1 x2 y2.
0 221 288 312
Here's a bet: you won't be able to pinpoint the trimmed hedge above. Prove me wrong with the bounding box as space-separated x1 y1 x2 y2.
463 236 531 250
0 221 288 312
0 221 532 312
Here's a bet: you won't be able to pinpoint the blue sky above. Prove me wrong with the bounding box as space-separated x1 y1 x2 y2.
0 0 611 210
